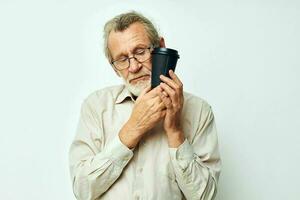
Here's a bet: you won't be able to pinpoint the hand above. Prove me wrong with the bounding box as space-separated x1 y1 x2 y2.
119 85 166 148
159 70 185 147
130 85 167 134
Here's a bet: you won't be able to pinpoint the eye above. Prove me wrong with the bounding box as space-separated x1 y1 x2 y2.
135 49 146 55
117 57 128 63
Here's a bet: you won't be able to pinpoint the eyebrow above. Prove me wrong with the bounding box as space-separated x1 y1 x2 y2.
114 44 148 60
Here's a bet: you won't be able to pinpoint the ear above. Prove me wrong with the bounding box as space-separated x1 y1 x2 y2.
159 37 166 48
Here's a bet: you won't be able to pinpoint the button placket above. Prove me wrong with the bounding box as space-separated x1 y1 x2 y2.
138 167 143 173
133 144 144 199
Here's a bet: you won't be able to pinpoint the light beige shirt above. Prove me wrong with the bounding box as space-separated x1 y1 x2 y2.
69 84 221 200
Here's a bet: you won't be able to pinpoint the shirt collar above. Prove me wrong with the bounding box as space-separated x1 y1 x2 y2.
115 85 136 104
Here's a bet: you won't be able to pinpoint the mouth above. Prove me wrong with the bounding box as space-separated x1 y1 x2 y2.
130 75 150 84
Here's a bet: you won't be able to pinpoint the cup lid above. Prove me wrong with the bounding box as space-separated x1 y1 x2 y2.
152 47 180 58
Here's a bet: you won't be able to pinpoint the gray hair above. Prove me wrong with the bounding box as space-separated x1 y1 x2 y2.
103 11 161 62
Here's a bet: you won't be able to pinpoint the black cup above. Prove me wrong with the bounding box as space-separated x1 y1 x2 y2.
151 47 180 88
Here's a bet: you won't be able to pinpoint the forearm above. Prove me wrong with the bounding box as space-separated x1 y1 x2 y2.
118 121 144 149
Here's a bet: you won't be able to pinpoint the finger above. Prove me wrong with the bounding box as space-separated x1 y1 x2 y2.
148 95 162 108
162 91 168 97
160 93 172 109
159 75 179 91
147 85 162 98
153 95 162 104
135 85 151 103
139 85 151 97
160 82 177 105
158 101 167 110
169 70 183 87
152 100 166 112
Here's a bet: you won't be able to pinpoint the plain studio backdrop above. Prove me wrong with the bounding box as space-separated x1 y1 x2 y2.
0 0 299 199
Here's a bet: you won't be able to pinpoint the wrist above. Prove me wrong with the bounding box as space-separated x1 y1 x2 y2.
165 127 183 137
166 130 185 148
119 121 144 149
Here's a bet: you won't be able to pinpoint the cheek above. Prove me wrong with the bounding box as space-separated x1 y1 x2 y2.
119 70 129 80
144 60 152 71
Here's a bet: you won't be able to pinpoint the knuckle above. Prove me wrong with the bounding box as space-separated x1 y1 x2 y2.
150 106 156 112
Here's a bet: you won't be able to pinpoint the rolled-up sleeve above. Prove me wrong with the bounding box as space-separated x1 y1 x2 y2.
69 100 133 200
169 106 221 200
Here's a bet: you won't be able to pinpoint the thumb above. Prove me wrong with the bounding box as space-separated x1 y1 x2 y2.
136 85 151 101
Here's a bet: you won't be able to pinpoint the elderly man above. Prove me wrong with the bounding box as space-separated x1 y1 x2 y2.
69 11 221 200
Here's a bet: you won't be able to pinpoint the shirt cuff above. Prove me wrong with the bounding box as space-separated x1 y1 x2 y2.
169 139 195 171
102 135 134 168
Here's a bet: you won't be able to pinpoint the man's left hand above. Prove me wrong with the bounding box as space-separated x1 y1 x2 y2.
159 70 185 147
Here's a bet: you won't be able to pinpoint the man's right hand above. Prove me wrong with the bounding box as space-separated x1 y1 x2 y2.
119 85 166 148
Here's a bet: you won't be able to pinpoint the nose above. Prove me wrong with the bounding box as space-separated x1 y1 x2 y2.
128 57 142 73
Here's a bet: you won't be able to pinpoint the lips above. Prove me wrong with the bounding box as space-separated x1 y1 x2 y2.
130 75 150 83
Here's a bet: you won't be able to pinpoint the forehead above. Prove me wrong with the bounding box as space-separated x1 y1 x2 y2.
108 22 150 59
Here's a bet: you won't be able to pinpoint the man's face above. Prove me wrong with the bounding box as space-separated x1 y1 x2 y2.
108 22 152 96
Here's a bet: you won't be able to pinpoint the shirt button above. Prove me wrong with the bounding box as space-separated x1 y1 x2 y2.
138 167 143 173
94 140 101 148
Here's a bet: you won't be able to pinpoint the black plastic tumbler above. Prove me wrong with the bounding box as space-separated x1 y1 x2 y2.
151 47 180 88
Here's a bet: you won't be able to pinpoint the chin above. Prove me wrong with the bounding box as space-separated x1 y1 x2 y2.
125 79 150 97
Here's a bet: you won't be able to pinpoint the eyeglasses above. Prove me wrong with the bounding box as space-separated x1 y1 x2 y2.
111 46 153 71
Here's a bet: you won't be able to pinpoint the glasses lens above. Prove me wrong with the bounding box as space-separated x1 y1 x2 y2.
113 47 152 70
135 48 151 63
114 59 128 70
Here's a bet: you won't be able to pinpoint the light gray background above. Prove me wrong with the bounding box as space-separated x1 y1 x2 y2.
0 0 299 199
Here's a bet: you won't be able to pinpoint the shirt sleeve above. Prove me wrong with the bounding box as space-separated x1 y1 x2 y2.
69 100 134 200
169 105 221 200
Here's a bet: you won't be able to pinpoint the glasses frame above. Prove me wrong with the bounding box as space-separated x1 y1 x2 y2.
110 46 153 71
